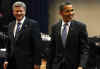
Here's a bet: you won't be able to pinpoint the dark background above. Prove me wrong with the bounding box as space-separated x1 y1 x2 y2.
0 0 49 33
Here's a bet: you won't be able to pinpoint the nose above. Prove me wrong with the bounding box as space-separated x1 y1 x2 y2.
17 11 21 14
68 11 73 15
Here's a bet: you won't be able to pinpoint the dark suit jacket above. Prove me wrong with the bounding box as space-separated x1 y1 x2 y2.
49 20 89 69
7 17 41 69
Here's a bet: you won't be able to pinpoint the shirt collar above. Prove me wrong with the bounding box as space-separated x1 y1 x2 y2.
62 20 71 27
16 16 26 24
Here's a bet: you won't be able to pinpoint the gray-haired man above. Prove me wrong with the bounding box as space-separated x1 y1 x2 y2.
5 1 41 69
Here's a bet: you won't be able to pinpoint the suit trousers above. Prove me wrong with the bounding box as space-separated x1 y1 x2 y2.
7 56 16 69
49 58 75 69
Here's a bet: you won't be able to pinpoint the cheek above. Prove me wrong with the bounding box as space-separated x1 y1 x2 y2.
23 12 26 15
63 12 69 15
13 12 16 16
23 12 25 15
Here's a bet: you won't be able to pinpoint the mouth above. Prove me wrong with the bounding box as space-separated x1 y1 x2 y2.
16 15 23 19
15 15 23 20
64 14 73 18
17 15 22 17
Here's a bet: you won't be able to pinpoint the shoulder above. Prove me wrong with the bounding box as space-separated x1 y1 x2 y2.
51 20 61 28
51 23 57 28
72 20 86 27
26 18 39 26
28 18 38 24
8 20 15 26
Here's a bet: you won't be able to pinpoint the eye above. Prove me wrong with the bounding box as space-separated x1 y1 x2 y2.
20 10 23 12
64 9 74 12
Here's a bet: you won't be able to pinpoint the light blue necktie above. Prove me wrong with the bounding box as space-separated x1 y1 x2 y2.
62 24 67 46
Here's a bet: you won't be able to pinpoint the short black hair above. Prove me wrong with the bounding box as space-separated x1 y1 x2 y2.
59 2 72 12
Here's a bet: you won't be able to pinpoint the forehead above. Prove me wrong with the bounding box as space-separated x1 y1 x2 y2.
13 6 25 10
64 5 73 9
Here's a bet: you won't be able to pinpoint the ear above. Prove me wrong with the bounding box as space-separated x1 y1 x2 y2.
72 12 75 16
59 11 63 16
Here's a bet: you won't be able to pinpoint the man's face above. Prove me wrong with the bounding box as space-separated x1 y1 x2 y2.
60 4 74 23
13 6 26 21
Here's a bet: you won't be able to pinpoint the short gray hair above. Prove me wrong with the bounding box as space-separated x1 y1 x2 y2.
12 1 26 11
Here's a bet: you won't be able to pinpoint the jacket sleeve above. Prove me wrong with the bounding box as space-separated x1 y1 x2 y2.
79 24 89 68
31 21 41 65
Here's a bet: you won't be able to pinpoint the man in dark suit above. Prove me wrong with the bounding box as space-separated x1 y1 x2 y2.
5 1 41 69
49 2 89 69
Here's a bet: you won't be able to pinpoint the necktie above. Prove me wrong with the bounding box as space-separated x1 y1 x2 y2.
16 22 21 34
62 24 67 46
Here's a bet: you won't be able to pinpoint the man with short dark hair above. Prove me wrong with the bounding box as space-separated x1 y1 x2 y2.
49 2 89 69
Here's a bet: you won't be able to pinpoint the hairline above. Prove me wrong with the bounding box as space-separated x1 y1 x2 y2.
12 1 26 11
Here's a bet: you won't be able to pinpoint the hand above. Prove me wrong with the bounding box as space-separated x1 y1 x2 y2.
34 64 40 69
40 65 46 69
77 66 83 69
41 59 47 65
3 61 8 69
40 59 47 69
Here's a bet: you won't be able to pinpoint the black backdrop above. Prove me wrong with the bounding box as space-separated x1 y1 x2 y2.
0 0 49 33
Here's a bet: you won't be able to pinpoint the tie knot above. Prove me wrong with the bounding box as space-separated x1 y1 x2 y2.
63 24 66 26
63 24 67 29
64 23 68 26
17 22 21 27
18 22 21 25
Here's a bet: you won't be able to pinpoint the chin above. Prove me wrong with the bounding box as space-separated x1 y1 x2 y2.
16 18 23 20
17 19 22 21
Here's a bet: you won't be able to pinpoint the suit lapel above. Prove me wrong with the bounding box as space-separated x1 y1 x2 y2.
66 20 74 44
57 22 62 38
56 21 62 41
10 21 16 40
56 21 65 48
